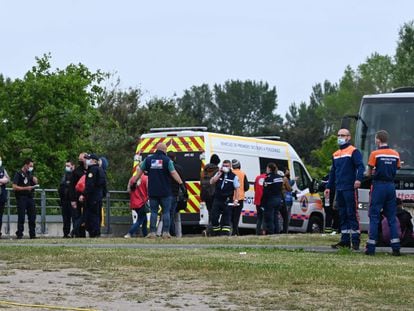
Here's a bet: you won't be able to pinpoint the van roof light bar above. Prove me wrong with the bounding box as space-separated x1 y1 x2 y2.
149 126 208 133
254 136 281 141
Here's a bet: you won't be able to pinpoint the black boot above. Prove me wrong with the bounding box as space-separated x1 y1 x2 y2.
331 241 351 249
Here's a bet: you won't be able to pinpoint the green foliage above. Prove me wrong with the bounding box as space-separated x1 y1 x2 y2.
284 100 325 165
394 21 414 86
177 80 283 136
308 135 338 178
0 54 106 187
357 53 395 93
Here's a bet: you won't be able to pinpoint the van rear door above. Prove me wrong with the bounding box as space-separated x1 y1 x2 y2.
134 135 205 225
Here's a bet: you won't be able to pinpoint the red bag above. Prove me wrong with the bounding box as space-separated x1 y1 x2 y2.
75 175 86 193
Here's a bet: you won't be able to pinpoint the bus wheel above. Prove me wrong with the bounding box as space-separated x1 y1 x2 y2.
307 216 323 233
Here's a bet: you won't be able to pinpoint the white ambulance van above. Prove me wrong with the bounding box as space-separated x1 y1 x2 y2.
133 127 324 233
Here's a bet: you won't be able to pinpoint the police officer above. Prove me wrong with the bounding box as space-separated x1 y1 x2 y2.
69 152 87 238
12 158 39 239
0 156 10 238
261 163 283 235
210 160 240 236
58 160 75 238
80 153 106 238
135 143 186 239
365 130 401 256
325 128 365 250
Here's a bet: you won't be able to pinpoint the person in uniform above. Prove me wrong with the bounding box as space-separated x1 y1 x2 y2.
69 152 87 238
365 130 401 256
0 156 10 238
12 158 39 239
210 160 240 236
261 163 283 235
325 128 365 250
135 143 186 239
81 153 107 238
230 159 249 236
58 160 75 238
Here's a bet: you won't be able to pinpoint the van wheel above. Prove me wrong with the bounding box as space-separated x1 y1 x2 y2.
307 216 323 233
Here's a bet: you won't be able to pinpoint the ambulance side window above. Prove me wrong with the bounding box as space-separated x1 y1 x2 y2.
259 158 288 174
293 161 311 191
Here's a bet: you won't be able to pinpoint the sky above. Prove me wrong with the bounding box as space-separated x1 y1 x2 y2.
1 0 414 116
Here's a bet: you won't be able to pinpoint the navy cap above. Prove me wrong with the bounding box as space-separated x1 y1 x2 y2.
85 153 99 161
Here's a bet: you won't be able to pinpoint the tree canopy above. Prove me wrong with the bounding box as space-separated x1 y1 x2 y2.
1 21 414 188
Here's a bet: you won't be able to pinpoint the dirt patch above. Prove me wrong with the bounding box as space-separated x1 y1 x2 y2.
0 261 240 311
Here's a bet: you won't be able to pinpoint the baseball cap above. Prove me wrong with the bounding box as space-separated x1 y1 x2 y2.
85 153 99 161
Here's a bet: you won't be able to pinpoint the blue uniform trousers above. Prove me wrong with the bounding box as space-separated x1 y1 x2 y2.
85 198 101 237
16 196 36 238
366 182 400 253
336 189 360 246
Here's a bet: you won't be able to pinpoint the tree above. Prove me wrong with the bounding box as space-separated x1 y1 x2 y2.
0 54 106 187
284 100 324 165
177 84 214 127
357 53 395 93
394 21 414 87
212 80 281 135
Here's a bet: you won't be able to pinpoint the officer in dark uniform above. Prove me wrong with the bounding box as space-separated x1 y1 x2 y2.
261 162 283 235
365 130 401 256
0 156 10 238
210 160 240 236
12 158 38 239
135 143 186 239
81 153 106 238
69 152 87 238
58 160 75 238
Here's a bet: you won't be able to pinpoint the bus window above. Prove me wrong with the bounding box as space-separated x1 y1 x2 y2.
293 161 311 191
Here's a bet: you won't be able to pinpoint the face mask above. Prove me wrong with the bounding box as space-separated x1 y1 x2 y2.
0 161 2 167
337 138 347 146
65 167 72 173
222 167 230 173
86 159 92 166
28 167 34 173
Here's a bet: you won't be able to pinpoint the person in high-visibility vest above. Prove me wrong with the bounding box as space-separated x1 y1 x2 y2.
365 130 401 256
230 159 249 236
210 160 240 236
325 128 365 250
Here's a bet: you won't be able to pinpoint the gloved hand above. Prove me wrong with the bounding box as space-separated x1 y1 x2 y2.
179 183 188 199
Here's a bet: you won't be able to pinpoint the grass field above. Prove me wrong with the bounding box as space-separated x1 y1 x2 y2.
0 234 413 310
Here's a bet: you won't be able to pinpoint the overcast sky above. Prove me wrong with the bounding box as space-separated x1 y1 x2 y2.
1 1 413 115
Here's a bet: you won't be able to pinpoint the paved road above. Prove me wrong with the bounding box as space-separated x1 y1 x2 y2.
1 242 413 254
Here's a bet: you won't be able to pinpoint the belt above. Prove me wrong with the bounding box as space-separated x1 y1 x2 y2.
372 180 394 184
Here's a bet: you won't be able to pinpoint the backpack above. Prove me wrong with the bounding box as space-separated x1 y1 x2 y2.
200 165 218 201
381 216 402 245
75 175 86 193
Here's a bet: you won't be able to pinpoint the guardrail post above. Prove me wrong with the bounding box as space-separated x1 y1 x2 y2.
6 193 10 235
105 191 111 235
40 190 46 234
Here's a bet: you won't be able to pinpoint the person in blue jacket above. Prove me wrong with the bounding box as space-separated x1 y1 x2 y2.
325 128 365 250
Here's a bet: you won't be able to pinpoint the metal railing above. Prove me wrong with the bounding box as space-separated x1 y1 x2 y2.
2 188 130 235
